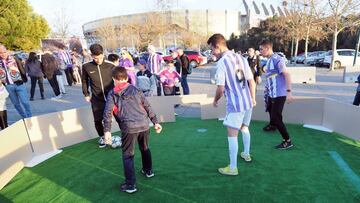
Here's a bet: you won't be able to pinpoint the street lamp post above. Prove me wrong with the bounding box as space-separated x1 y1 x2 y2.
353 27 360 66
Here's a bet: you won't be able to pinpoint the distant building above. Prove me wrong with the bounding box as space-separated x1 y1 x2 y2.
82 0 287 49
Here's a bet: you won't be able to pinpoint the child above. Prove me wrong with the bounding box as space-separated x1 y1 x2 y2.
0 82 9 129
158 60 181 96
103 66 162 194
136 59 157 97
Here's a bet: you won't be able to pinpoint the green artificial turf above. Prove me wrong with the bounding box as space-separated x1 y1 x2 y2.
1 117 360 202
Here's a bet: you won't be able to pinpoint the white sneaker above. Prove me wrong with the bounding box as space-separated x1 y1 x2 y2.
51 94 62 100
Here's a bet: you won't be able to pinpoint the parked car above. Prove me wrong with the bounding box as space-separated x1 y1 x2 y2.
304 51 326 65
314 52 329 67
163 50 207 68
295 53 308 64
323 49 360 69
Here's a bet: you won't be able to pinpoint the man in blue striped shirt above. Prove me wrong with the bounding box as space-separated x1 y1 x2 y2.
260 39 294 150
208 34 256 176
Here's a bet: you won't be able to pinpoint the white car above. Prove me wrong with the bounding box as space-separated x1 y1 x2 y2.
323 49 360 69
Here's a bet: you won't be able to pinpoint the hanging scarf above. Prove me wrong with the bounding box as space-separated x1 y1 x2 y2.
0 56 22 84
113 82 129 114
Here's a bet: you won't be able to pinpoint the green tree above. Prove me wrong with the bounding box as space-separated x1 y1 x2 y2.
0 0 50 51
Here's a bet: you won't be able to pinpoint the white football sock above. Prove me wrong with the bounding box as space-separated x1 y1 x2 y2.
241 129 251 156
228 136 238 170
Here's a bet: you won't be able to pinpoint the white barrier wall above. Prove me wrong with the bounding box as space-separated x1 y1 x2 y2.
24 107 119 156
1 94 360 191
287 66 316 84
343 65 360 83
0 120 33 190
210 65 316 84
322 99 360 140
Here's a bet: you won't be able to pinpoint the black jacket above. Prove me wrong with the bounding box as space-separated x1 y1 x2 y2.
247 55 262 78
103 85 158 134
82 60 114 102
179 54 189 75
174 57 182 74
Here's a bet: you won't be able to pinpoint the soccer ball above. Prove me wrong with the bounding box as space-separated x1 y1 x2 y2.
111 136 122 148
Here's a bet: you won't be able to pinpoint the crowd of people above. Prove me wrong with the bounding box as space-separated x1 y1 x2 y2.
0 42 192 131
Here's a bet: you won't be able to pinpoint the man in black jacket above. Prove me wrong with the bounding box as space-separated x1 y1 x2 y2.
177 49 190 95
170 50 182 95
247 48 262 85
82 44 114 148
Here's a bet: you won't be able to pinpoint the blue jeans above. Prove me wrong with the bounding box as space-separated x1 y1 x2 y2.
181 74 190 95
5 84 32 118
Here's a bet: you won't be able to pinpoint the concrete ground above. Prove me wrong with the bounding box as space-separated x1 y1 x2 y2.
7 64 358 124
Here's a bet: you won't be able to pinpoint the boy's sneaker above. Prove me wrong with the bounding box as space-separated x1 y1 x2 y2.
218 165 238 176
240 152 252 162
98 137 106 148
275 140 293 149
120 183 137 194
263 124 276 132
141 169 154 178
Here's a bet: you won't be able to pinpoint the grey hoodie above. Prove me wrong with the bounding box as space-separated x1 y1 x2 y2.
103 85 158 134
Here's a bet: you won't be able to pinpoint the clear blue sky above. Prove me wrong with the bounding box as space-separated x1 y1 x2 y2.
28 0 282 36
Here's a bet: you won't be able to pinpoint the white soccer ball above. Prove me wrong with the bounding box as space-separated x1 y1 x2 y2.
111 136 122 148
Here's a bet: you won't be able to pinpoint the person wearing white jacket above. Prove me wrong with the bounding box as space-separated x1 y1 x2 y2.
0 82 9 129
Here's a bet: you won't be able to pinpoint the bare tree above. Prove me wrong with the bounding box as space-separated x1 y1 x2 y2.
302 0 329 62
51 7 72 43
280 0 308 61
327 0 360 70
95 18 118 51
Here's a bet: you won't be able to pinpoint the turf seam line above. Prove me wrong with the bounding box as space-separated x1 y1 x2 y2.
328 151 360 193
62 154 196 203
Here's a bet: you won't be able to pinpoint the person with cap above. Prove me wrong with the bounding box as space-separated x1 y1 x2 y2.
146 45 164 96
136 59 157 97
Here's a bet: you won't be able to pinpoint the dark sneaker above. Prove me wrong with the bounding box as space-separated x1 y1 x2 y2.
120 183 137 194
30 97 34 101
275 141 293 149
98 137 106 148
141 169 154 178
263 124 276 132
41 96 45 100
